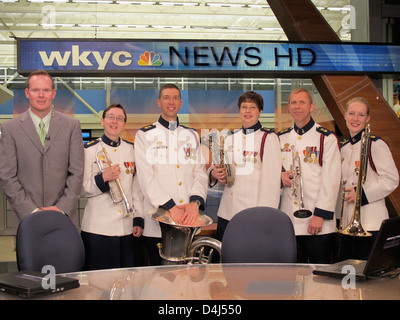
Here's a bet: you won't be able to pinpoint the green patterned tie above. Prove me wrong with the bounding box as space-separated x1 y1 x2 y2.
39 120 46 146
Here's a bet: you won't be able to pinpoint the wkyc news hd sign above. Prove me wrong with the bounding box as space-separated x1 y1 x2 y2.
17 39 400 76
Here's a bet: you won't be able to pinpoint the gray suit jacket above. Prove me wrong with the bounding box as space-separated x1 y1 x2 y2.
0 109 84 233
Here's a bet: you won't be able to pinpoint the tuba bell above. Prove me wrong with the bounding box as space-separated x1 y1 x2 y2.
151 207 221 264
340 124 372 237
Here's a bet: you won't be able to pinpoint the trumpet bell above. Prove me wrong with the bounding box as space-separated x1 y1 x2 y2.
293 209 312 219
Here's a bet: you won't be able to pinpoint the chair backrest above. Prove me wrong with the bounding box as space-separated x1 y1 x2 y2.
221 207 296 263
16 210 85 273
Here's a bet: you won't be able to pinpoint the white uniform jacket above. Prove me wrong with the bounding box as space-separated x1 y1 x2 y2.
211 122 282 221
135 116 208 238
81 135 144 237
337 130 399 231
278 118 341 235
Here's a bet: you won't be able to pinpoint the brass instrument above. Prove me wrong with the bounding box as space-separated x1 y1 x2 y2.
340 125 372 237
218 136 234 188
338 180 347 231
152 207 221 265
96 138 134 215
291 145 312 218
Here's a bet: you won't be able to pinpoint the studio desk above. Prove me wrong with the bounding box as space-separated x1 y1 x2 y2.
19 263 400 300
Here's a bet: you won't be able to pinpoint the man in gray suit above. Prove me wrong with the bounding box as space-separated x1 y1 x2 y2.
0 70 84 233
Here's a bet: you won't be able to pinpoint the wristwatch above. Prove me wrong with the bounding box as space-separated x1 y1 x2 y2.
191 200 201 207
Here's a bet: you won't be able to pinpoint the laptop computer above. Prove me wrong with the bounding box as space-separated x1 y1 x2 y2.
0 270 80 299
313 216 400 280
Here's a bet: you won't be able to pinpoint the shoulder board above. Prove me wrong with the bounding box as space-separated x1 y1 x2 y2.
370 135 380 142
180 125 196 131
277 127 292 136
140 124 156 132
261 127 275 133
340 140 350 148
316 126 333 136
84 138 100 149
122 139 134 146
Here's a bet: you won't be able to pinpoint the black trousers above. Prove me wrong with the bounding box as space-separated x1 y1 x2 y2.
81 231 135 271
296 233 334 264
338 231 378 261
142 236 162 266
216 217 230 241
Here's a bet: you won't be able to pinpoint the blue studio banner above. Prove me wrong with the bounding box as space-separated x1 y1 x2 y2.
17 39 400 75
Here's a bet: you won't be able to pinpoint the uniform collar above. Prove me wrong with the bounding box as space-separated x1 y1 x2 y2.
294 117 314 135
242 121 262 135
158 115 180 131
101 134 121 147
350 130 363 145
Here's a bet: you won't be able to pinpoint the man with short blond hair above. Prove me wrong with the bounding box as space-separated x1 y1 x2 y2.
0 69 84 233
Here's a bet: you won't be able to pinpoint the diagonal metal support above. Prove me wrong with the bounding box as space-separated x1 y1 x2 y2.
57 77 100 119
268 0 400 215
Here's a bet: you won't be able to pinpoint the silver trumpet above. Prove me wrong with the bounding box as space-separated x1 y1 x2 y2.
340 125 372 237
96 139 133 215
207 134 234 188
291 145 312 219
218 136 235 188
152 207 221 265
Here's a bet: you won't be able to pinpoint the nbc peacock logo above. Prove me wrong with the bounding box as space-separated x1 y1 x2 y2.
138 51 163 67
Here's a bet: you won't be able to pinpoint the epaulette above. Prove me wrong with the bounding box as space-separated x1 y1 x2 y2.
122 139 134 145
140 124 156 132
261 127 275 133
340 140 350 148
277 127 292 136
84 138 100 149
180 124 196 131
316 126 333 136
370 135 380 141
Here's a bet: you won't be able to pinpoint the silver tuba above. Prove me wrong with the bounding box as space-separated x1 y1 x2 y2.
152 207 221 264
291 145 312 218
96 138 134 215
340 125 372 237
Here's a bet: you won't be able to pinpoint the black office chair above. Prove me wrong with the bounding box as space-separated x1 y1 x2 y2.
16 210 85 273
221 207 297 263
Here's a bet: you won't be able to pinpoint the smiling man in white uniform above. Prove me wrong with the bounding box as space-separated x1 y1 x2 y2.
135 84 208 265
279 88 341 264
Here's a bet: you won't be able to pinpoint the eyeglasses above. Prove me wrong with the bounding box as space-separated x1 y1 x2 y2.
240 105 258 111
105 115 125 122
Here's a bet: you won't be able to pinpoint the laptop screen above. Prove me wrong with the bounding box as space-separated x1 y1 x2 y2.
364 217 400 277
